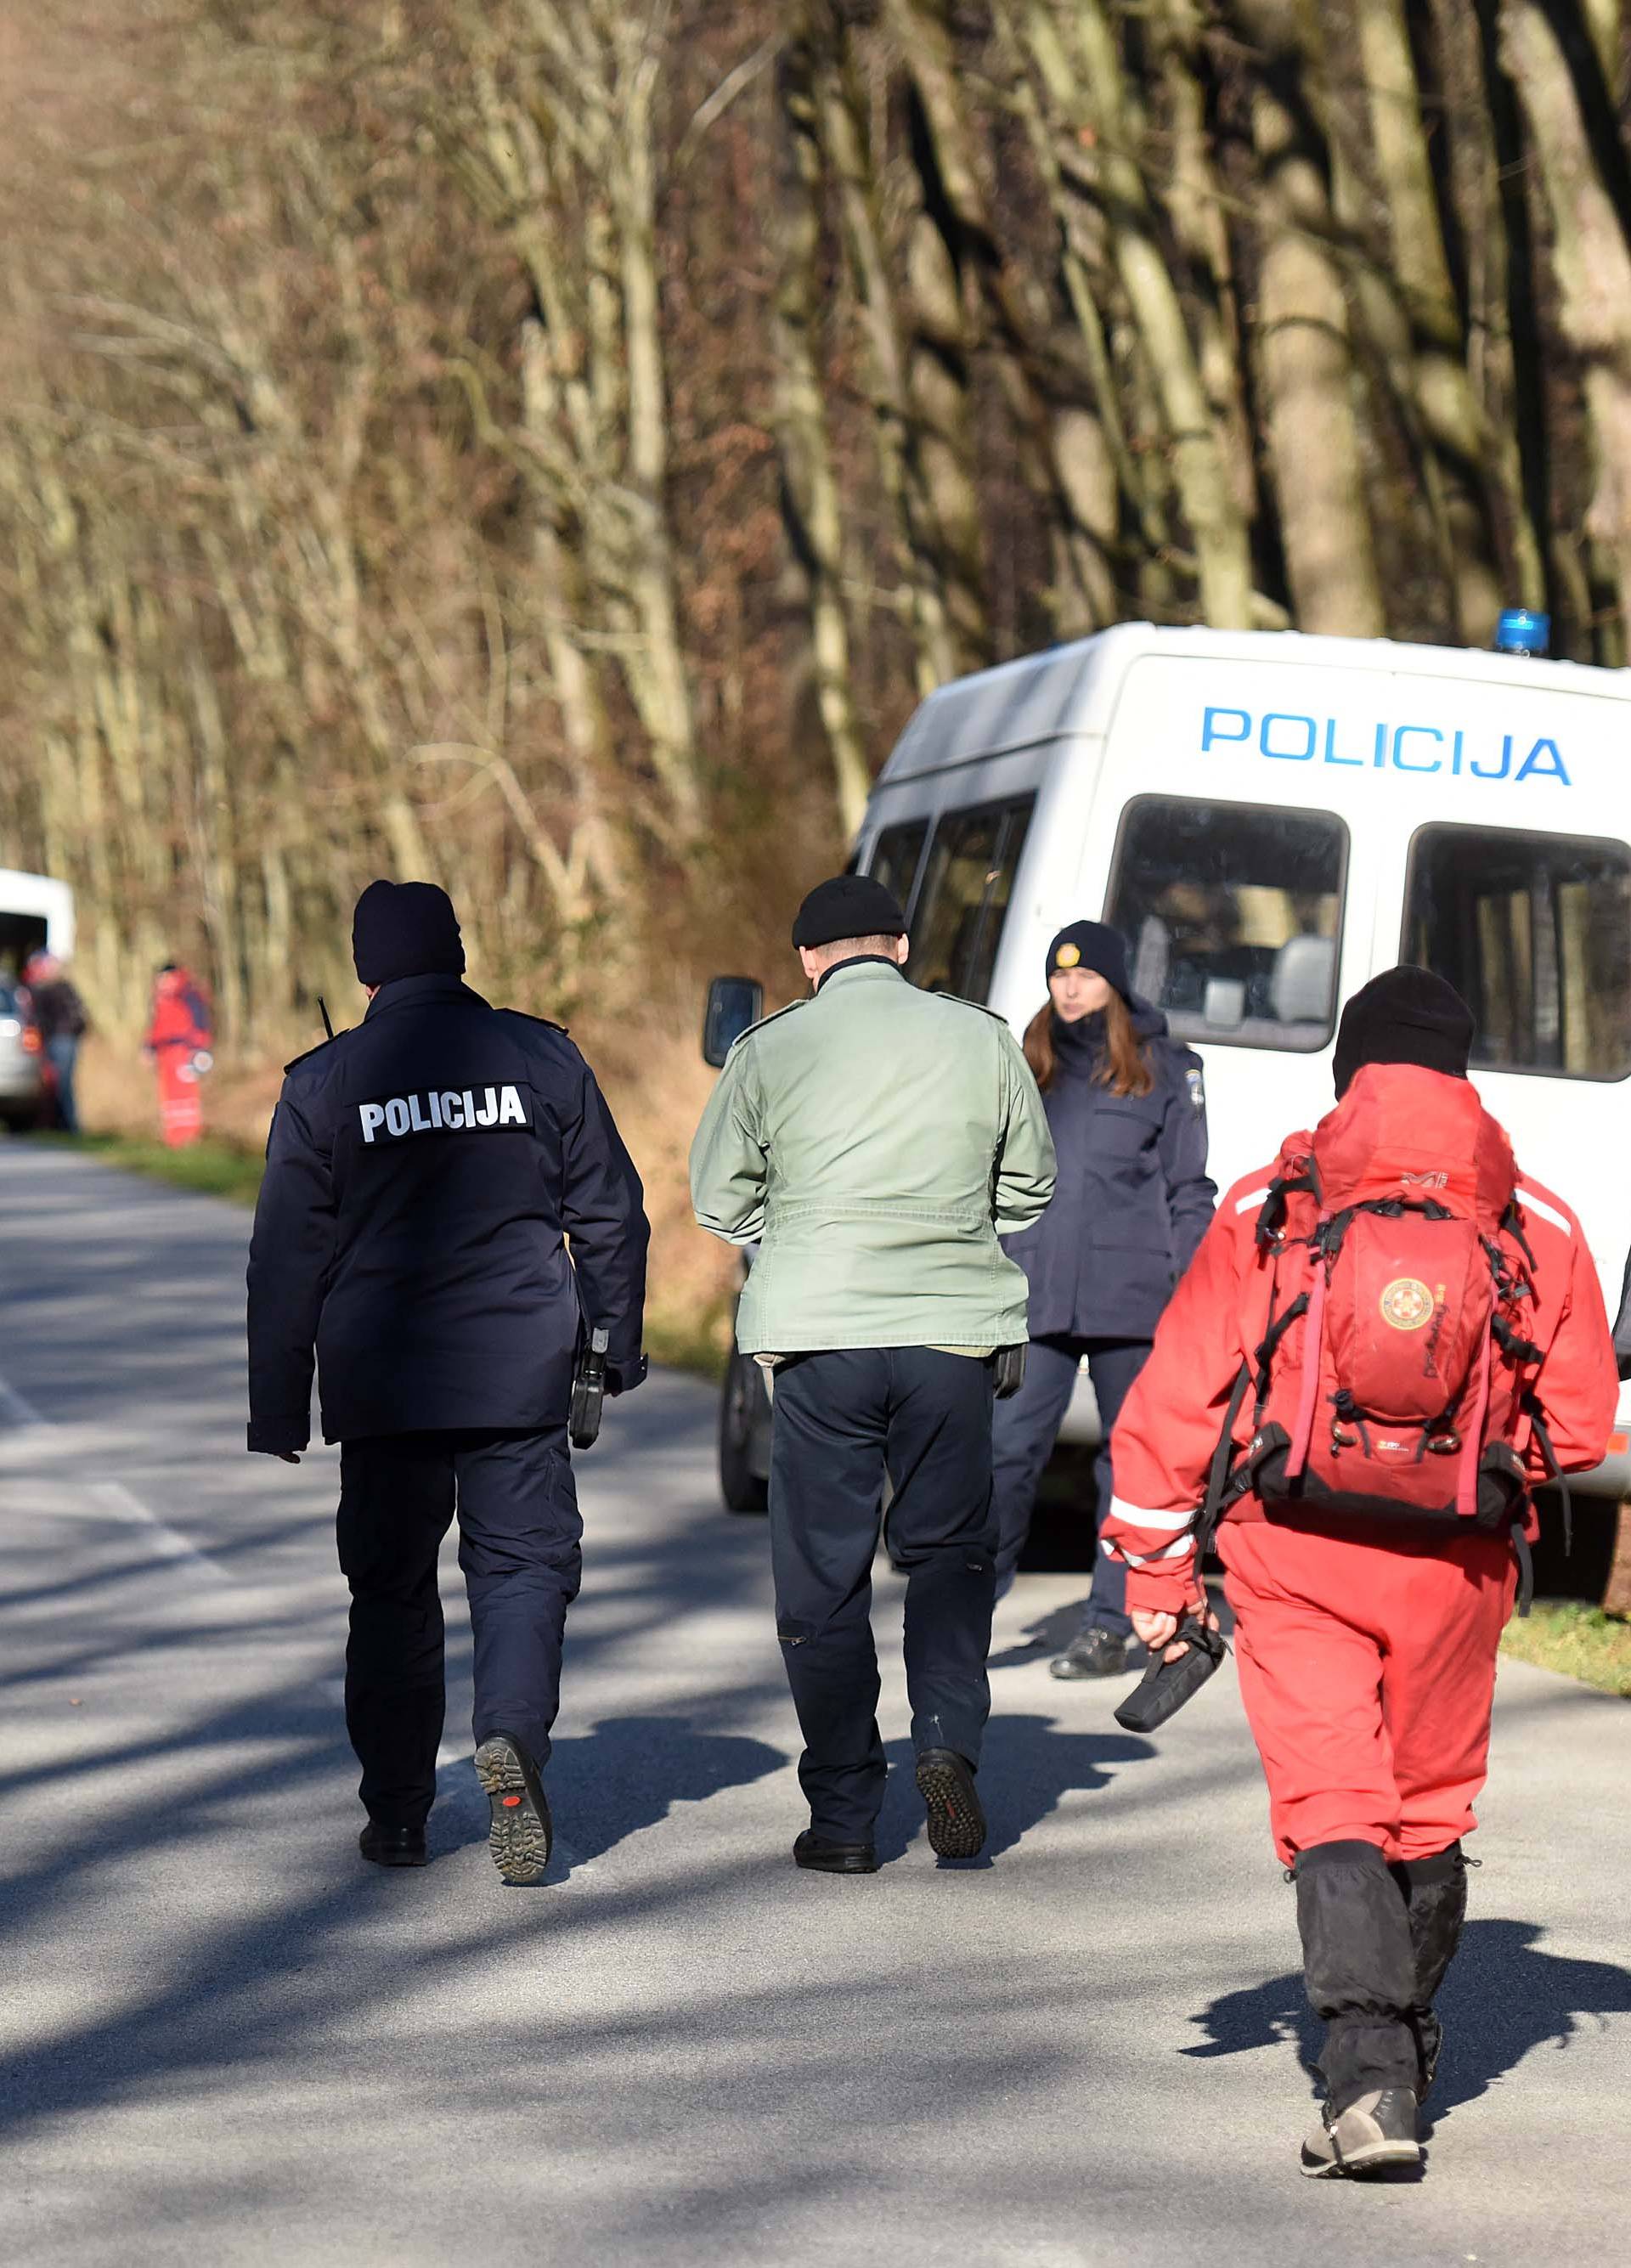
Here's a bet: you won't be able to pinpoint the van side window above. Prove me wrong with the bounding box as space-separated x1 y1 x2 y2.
866 821 929 921
1403 824 1631 1080
1105 798 1346 1051
909 798 1036 1001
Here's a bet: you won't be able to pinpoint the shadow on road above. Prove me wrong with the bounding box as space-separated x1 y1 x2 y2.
873 1716 1157 1865
432 1712 787 1872
1182 1918 1631 2116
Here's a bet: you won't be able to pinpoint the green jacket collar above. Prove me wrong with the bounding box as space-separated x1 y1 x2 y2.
815 957 907 995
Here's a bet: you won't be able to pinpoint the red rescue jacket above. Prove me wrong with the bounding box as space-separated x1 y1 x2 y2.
1101 1064 1618 1613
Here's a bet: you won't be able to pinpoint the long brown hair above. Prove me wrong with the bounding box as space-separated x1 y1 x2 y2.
1023 992 1154 1098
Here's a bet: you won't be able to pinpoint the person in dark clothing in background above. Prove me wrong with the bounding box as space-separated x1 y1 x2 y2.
994 920 1216 1678
246 880 649 1884
23 952 88 1134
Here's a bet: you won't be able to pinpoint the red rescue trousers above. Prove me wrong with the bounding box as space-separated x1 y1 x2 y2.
1219 1517 1518 1866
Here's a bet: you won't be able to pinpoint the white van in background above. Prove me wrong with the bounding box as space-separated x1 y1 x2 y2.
849 623 1631 1493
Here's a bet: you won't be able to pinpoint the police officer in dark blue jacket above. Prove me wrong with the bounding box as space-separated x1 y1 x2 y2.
994 920 1215 1675
246 880 649 1882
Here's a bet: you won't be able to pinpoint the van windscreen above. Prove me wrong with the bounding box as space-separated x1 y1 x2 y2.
908 798 1035 1001
1105 798 1346 1051
1402 824 1631 1080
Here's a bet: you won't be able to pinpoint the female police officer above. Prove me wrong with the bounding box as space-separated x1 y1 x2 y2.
993 920 1216 1674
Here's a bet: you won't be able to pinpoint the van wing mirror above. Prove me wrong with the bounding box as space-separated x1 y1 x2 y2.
702 975 764 1067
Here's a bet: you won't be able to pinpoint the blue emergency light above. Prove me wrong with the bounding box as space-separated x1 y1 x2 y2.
1493 606 1549 657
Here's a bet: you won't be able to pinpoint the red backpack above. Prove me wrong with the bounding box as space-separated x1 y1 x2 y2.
1201 1098 1566 1604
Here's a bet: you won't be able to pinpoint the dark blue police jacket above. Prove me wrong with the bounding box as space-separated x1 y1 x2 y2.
1002 1002 1216 1344
246 973 649 1451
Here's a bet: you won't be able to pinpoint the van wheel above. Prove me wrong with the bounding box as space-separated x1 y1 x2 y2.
719 1348 770 1513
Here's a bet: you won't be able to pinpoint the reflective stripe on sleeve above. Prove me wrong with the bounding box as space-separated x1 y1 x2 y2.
1109 1535 1195 1567
1234 1185 1272 1216
1106 1497 1194 1532
1516 1187 1572 1237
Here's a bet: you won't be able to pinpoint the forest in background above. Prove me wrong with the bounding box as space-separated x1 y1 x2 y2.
4 0 1631 1334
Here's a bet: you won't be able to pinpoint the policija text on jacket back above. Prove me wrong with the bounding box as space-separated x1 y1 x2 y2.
689 876 1057 1874
246 880 650 1883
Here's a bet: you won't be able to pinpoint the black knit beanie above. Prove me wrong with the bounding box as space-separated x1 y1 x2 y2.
792 874 907 951
1045 919 1132 1001
352 879 466 986
1332 965 1474 1098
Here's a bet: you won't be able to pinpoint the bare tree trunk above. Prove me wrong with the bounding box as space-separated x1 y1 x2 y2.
1425 0 1549 612
1239 0 1387 635
810 1 985 687
1354 0 1505 643
890 0 1118 640
775 15 872 836
1500 0 1631 656
1008 0 1257 627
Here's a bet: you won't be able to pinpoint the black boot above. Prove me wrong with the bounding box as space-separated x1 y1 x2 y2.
1295 1840 1421 2172
1391 1843 1469 2102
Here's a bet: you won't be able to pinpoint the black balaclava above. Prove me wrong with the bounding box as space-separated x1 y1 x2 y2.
1331 965 1474 1099
1045 919 1132 1002
352 879 466 987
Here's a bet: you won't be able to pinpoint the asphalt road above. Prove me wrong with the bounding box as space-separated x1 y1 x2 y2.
1 1144 1628 2266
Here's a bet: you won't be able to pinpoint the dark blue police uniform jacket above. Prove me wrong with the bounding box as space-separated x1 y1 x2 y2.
1002 1002 1216 1343
246 973 649 1451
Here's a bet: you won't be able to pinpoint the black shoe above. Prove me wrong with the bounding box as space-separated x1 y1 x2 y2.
915 1746 987 1859
1049 1627 1129 1680
358 1821 428 1869
473 1731 553 1886
793 1830 878 1875
1301 2089 1421 2178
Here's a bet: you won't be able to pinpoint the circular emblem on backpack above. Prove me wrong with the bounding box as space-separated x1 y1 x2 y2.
1380 1277 1434 1331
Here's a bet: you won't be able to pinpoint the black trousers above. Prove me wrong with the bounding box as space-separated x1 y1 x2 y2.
989 1334 1153 1618
336 1427 581 1829
768 1347 997 1843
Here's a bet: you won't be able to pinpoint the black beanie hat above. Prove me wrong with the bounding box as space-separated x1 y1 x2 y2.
352 879 466 986
792 874 907 951
1046 919 1132 1002
1332 965 1474 1098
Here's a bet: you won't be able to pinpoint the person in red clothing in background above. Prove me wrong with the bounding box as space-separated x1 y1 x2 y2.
1100 968 1616 2181
144 963 215 1148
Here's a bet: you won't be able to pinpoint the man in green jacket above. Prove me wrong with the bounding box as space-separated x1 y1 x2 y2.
690 874 1056 1873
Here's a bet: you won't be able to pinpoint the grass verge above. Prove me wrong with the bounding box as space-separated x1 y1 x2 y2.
33 1130 265 1205
1501 1604 1631 1698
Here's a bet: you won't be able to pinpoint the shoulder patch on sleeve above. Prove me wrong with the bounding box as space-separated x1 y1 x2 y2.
1185 1064 1205 1114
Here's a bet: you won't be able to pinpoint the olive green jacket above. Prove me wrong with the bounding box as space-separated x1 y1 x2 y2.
689 959 1057 1353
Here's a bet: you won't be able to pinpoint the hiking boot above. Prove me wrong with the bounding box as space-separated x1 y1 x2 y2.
1049 1626 1128 1679
472 1732 553 1886
1301 2089 1421 2179
915 1746 987 1859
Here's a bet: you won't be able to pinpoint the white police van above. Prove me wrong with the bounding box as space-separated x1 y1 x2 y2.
848 618 1631 1492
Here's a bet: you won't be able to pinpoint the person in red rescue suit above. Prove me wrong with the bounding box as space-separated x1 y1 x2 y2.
144 963 215 1148
1100 967 1617 2179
